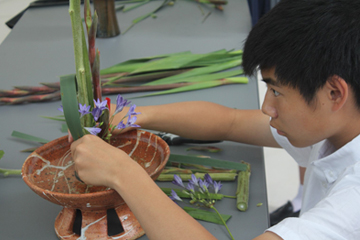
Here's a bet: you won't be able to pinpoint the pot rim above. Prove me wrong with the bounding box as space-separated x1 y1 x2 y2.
22 130 170 199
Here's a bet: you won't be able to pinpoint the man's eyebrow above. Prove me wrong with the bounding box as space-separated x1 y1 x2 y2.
261 78 280 86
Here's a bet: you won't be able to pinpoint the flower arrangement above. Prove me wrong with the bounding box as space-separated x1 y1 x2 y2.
170 173 234 240
60 0 140 141
59 94 140 141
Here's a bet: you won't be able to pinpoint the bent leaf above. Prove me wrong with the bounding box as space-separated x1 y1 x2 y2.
60 74 84 141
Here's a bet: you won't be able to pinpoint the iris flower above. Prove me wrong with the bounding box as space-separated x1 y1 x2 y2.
172 174 185 188
204 173 214 185
126 116 140 128
84 127 102 136
94 99 108 111
213 181 223 194
186 182 195 193
91 107 102 121
169 189 182 202
199 179 209 192
127 104 141 117
114 94 131 115
78 103 91 117
189 174 199 186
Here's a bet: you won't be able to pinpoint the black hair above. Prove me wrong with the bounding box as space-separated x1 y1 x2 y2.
242 0 360 106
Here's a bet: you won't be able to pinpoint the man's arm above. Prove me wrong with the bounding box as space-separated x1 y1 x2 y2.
113 101 280 148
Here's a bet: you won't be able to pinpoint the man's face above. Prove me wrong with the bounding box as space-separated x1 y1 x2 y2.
261 68 331 148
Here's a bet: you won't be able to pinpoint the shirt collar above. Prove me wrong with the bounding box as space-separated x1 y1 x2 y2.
312 134 360 183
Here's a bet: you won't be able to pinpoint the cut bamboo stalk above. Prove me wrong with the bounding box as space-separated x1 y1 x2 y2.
236 161 251 211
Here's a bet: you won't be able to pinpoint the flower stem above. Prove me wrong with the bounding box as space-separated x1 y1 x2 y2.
210 206 234 240
0 168 21 177
223 195 236 199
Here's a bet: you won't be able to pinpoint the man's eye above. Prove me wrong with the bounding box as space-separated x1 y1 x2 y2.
272 89 280 96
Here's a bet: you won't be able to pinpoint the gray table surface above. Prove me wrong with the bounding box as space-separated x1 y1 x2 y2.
0 1 269 239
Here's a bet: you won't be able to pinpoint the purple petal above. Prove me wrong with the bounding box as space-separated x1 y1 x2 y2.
57 105 63 112
116 121 126 130
199 179 209 192
126 116 140 128
94 99 108 111
127 104 141 117
189 174 199 186
169 189 182 202
78 103 91 117
84 127 102 136
186 182 195 193
204 173 214 185
92 107 102 121
213 181 223 194
172 174 185 188
114 94 131 114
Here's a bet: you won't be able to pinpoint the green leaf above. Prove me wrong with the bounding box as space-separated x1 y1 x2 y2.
61 123 69 133
40 115 66 121
0 150 4 160
60 74 84 141
123 0 150 12
183 207 232 225
123 0 170 34
11 131 50 144
134 78 247 98
129 54 208 75
143 59 242 86
144 69 244 86
168 154 248 171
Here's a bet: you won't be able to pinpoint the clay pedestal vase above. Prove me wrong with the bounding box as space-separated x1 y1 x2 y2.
22 130 170 240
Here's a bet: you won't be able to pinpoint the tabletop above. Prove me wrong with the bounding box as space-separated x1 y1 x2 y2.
0 1 269 239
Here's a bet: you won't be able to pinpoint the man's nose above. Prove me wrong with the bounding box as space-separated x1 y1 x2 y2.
261 92 278 118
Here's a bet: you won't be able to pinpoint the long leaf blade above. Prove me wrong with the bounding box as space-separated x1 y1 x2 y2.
168 154 247 171
60 74 84 141
143 59 242 86
11 131 50 144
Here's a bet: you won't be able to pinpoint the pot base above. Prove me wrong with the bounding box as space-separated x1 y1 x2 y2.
55 204 144 240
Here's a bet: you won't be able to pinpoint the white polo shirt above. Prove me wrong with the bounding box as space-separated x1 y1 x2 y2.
267 127 360 240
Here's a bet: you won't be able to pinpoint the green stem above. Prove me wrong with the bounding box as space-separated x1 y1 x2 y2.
210 206 234 240
69 0 92 127
223 195 236 199
0 168 21 177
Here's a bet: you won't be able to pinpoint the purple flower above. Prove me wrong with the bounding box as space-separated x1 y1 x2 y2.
127 104 141 117
199 179 209 192
186 182 195 193
169 189 182 202
94 99 108 111
189 174 199 186
84 127 102 136
78 103 91 117
58 105 63 112
204 173 214 185
92 107 103 121
114 94 131 115
172 174 185 188
213 181 223 194
126 115 140 128
116 121 126 130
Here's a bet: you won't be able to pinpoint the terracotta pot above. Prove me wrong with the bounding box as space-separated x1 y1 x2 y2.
93 0 120 38
22 130 170 239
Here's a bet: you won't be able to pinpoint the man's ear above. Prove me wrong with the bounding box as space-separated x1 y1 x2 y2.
325 75 348 111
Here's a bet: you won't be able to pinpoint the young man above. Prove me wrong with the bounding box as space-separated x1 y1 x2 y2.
70 0 360 239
